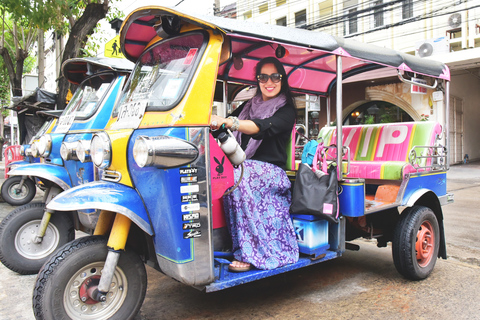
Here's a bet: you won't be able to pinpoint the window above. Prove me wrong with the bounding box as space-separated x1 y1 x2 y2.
319 0 333 19
276 0 286 7
295 9 307 28
244 10 252 19
259 2 268 14
116 33 205 114
345 8 358 35
276 16 287 26
402 0 413 19
373 0 384 28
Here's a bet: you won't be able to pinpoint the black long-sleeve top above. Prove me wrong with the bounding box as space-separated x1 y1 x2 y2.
231 101 296 169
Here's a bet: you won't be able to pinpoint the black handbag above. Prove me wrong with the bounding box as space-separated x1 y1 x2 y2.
290 144 339 223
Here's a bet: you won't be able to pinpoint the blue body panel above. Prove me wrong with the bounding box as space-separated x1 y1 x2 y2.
45 133 66 166
46 181 153 235
9 163 71 190
63 133 95 186
402 171 447 205
128 127 198 263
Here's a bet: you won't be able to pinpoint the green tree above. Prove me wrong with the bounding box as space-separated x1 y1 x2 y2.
0 0 120 109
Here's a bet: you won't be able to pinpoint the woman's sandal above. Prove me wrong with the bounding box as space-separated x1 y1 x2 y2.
228 260 252 272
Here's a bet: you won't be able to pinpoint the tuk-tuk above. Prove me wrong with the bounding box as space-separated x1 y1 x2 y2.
33 7 453 319
0 57 133 275
1 110 62 205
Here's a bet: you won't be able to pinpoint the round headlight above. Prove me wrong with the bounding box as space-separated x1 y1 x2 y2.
90 132 111 168
60 142 79 161
133 136 151 168
38 134 52 157
77 140 91 163
31 142 39 158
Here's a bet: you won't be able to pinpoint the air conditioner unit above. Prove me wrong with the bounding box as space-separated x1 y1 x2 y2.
415 37 449 58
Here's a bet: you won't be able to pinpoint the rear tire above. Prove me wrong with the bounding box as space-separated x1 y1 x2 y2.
0 202 74 274
1 176 36 206
33 236 147 320
392 206 440 280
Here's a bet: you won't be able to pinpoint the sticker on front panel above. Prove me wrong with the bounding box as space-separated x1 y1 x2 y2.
182 212 200 221
181 203 200 212
181 194 198 202
180 184 199 194
183 230 201 239
55 114 75 133
183 222 201 230
110 100 147 130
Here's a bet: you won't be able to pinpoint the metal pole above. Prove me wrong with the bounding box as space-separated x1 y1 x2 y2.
326 96 331 126
336 56 343 180
445 80 450 169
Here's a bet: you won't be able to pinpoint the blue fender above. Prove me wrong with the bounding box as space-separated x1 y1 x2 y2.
46 181 153 235
7 160 32 168
8 164 71 190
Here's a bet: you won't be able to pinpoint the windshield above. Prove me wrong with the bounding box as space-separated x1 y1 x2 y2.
116 32 205 115
63 72 115 119
29 118 54 143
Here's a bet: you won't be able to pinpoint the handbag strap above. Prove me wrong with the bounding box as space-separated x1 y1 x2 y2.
312 142 328 173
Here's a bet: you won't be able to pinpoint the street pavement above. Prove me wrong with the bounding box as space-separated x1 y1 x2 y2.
0 161 479 319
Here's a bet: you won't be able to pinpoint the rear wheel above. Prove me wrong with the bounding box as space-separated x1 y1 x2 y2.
392 206 440 280
33 236 147 320
1 176 36 206
0 202 74 274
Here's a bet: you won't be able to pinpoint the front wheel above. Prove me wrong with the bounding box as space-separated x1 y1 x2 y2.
392 206 440 280
0 202 74 274
1 176 36 206
33 236 147 320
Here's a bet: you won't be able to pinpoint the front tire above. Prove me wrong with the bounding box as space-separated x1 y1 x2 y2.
33 236 147 320
0 202 74 274
392 206 440 280
1 176 36 206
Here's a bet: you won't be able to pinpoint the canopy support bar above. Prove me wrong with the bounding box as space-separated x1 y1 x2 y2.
336 56 343 180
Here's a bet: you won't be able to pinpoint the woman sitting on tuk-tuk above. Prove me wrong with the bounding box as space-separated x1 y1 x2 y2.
210 57 299 272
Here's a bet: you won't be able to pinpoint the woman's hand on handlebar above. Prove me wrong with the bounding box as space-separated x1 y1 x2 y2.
210 115 232 131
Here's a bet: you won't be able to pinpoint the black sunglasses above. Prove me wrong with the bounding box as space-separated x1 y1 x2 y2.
256 73 282 83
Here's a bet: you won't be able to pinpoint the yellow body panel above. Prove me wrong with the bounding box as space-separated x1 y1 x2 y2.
107 213 132 251
94 210 116 236
108 129 134 187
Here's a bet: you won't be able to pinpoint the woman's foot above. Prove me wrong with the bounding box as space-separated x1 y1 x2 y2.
228 260 252 272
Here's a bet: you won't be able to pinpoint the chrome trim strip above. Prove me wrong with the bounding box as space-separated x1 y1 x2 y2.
102 170 122 182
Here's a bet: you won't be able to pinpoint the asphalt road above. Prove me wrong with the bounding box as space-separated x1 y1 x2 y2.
0 162 479 320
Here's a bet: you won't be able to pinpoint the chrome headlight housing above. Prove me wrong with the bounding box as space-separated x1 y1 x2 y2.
133 135 198 168
60 141 79 161
76 140 91 163
37 134 52 157
30 142 39 158
90 132 111 169
20 145 30 156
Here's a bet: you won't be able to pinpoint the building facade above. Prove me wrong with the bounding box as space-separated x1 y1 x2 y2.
222 0 480 163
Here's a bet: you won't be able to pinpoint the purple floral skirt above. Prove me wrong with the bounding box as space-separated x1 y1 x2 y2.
224 160 299 270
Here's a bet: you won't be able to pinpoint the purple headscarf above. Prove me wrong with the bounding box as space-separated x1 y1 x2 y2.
233 93 287 158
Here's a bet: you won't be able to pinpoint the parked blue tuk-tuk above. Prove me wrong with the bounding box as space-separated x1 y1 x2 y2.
1 110 62 205
32 7 453 320
0 57 133 275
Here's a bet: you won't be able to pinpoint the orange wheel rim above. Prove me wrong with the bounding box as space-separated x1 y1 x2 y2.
416 221 434 267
